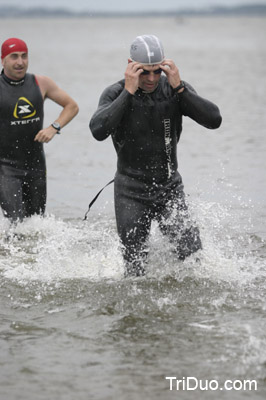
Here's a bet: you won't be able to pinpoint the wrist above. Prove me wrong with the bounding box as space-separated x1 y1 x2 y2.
173 80 185 93
51 122 61 134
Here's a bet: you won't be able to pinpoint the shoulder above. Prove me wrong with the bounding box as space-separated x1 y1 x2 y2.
34 74 64 99
24 73 40 87
35 74 58 90
99 79 125 102
101 79 124 96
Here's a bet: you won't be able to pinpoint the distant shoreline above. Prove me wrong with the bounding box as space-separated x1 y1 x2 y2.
1 4 266 18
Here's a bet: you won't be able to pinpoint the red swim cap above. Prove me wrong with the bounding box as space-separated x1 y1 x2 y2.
1 38 28 60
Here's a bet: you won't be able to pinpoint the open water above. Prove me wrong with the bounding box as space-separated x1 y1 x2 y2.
0 16 266 400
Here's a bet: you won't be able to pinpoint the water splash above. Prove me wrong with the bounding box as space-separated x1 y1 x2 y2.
0 214 124 284
0 195 265 288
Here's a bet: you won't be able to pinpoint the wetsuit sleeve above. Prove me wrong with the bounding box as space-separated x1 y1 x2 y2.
89 83 133 141
177 82 222 129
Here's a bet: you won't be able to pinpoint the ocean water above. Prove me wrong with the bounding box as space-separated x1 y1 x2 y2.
0 16 266 400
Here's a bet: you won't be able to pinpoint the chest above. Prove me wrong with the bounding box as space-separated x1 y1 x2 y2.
125 94 180 136
0 76 43 121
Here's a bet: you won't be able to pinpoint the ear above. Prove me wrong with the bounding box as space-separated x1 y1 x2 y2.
128 58 133 64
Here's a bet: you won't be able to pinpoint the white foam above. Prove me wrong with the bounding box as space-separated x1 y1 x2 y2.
0 214 124 284
0 197 265 287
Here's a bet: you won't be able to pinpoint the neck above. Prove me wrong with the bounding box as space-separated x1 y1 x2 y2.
1 69 26 86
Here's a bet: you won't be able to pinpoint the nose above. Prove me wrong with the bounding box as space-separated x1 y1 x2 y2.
147 72 156 81
16 56 24 64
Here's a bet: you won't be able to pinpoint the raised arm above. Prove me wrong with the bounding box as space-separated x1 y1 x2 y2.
178 83 222 129
160 59 222 129
34 75 79 143
90 61 147 141
89 83 132 141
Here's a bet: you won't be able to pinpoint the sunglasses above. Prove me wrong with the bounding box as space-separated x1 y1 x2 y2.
140 68 162 76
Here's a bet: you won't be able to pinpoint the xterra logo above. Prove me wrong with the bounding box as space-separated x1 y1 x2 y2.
13 96 36 119
11 96 40 126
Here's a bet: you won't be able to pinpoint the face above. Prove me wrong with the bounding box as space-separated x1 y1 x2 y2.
2 52 28 80
138 64 162 92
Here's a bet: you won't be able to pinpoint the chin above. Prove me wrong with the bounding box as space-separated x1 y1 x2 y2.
145 84 158 93
146 88 155 93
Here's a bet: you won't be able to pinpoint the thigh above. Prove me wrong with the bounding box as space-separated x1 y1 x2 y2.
0 164 24 221
114 174 152 250
23 171 46 217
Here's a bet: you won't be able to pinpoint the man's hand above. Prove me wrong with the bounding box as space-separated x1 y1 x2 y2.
160 59 184 92
124 61 143 95
34 126 57 143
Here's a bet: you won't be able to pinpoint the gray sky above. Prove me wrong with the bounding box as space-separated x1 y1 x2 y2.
1 0 266 12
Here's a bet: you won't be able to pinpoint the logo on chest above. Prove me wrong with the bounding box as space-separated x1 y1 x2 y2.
13 97 36 119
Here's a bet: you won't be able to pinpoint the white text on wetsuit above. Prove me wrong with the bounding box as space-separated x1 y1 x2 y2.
10 117 41 126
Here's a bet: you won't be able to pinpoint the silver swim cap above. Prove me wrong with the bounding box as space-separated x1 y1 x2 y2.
130 35 165 65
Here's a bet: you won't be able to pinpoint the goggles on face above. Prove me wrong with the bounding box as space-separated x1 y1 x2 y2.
140 68 162 76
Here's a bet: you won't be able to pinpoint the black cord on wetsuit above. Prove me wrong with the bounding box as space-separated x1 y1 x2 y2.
83 179 114 220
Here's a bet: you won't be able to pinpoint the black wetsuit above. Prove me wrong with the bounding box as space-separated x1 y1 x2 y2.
0 71 46 221
89 76 222 275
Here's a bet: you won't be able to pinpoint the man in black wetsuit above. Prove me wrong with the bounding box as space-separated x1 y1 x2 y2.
0 37 79 222
89 34 222 277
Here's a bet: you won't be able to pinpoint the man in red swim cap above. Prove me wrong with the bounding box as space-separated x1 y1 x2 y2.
0 38 79 222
